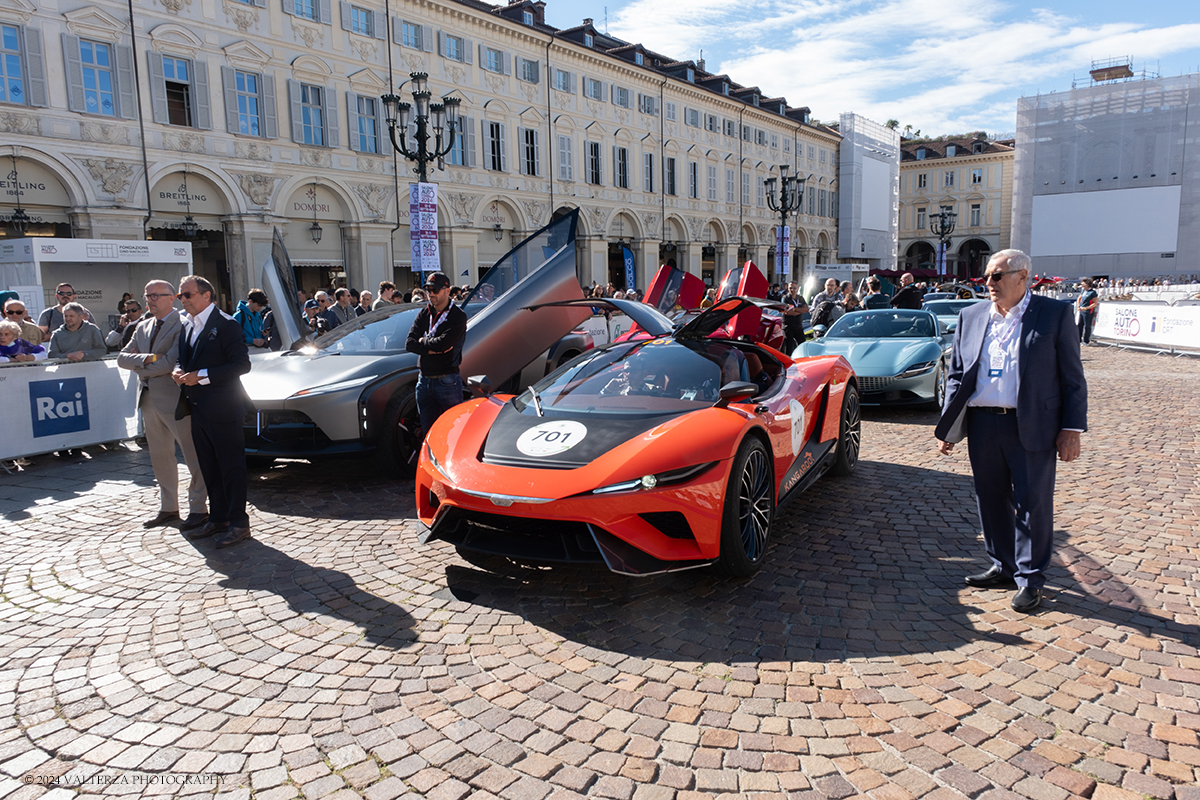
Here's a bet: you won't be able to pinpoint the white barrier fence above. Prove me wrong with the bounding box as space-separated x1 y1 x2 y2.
0 358 141 461
577 313 634 347
1093 303 1200 351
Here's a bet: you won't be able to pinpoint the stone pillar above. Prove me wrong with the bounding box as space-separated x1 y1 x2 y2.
222 215 289 304
681 242 703 280
444 227 481 288
632 239 658 293
580 236 608 287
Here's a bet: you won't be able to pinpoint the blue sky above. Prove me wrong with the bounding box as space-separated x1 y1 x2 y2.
542 0 1200 137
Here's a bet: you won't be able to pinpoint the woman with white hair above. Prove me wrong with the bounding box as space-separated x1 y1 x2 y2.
0 319 48 363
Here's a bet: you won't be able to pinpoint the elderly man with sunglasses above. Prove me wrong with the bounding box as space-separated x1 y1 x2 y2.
3 298 43 345
935 250 1087 613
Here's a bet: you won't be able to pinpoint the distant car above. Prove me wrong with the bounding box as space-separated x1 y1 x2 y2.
921 292 958 302
922 298 987 334
794 309 952 409
242 211 593 472
417 296 861 578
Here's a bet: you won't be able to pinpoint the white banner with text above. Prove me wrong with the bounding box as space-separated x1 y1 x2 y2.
1094 303 1200 350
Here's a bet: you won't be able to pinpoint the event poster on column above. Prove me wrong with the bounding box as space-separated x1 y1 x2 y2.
409 183 439 274
775 225 790 276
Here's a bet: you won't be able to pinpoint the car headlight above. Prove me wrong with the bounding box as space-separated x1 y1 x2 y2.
592 462 717 495
898 361 936 378
424 441 446 477
290 375 374 398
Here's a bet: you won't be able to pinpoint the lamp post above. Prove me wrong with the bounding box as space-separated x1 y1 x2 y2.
764 164 806 278
381 72 462 183
180 165 198 239
308 181 323 244
7 153 30 236
929 204 957 278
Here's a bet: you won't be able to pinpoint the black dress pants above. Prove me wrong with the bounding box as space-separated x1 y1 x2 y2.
191 413 249 528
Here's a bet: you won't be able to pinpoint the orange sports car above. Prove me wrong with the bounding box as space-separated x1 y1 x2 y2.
416 297 860 577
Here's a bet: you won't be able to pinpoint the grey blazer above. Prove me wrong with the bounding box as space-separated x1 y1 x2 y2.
117 310 185 417
935 294 1088 451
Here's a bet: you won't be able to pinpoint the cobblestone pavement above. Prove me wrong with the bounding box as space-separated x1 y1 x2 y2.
1 346 1198 800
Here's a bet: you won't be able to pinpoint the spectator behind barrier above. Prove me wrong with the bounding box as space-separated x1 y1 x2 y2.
48 303 107 362
0 319 48 363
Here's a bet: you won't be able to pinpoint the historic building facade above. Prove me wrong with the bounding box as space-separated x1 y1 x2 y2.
0 0 841 309
897 134 1013 278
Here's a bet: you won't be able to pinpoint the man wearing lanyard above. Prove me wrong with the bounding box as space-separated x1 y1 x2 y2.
935 250 1087 613
406 272 468 434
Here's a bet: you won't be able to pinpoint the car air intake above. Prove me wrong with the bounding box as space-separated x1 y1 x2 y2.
639 511 694 540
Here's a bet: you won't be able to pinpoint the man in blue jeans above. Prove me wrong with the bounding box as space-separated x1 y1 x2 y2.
406 272 469 434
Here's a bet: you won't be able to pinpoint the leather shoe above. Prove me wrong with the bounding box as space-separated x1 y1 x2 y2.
214 526 252 548
185 521 229 540
965 566 1018 589
143 510 180 528
179 513 209 532
1012 587 1041 613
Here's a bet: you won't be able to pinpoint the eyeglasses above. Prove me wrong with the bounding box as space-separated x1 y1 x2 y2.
144 292 172 300
5 309 26 315
984 270 1021 283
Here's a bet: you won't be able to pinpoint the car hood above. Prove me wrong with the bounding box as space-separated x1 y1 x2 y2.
240 352 408 401
802 338 937 376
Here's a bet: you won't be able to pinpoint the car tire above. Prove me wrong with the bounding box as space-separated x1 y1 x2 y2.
831 384 861 477
925 361 946 411
377 387 421 475
713 436 775 578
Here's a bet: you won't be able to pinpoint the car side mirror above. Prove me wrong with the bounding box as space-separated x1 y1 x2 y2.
467 375 492 397
938 321 950 336
715 381 758 408
812 324 828 339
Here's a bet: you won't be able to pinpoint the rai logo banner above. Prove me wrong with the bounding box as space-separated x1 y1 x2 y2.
29 377 91 438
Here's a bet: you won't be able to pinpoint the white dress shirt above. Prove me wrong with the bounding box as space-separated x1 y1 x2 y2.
182 303 217 385
968 291 1031 409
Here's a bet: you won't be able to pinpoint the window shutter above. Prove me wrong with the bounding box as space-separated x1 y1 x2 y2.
339 1 352 31
371 10 385 39
462 38 473 64
116 45 136 119
282 0 294 16
262 73 278 138
392 17 402 45
324 87 339 148
146 51 169 123
346 91 361 152
497 122 507 171
612 145 617 185
421 25 433 51
21 27 47 107
252 0 266 6
192 60 212 130
567 72 576 94
318 0 332 25
517 127 526 174
437 30 446 57
221 66 239 134
503 52 511 75
477 42 485 67
288 79 303 143
532 129 540 176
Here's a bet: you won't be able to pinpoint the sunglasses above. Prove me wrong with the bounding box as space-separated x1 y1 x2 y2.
984 270 1020 283
176 291 204 300
56 291 75 296
5 309 26 315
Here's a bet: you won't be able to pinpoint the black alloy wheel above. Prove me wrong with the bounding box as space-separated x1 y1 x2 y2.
714 437 775 577
831 384 861 477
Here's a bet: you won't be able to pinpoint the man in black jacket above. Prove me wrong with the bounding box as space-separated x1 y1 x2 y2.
890 272 924 310
173 276 253 548
406 272 468 434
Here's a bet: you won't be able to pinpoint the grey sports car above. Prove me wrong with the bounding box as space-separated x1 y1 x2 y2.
242 210 593 471
922 298 987 334
794 309 952 408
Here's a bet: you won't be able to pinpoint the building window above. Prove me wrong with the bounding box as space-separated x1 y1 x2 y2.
755 130 767 146
819 148 826 164
161 56 193 126
232 70 264 136
614 146 629 189
523 10 533 24
946 144 957 157
643 152 654 193
485 47 504 74
972 168 982 185
299 83 324 145
638 93 658 115
664 101 676 121
705 113 718 133
444 34 464 61
556 134 572 180
553 68 572 92
447 115 474 166
917 173 927 189
725 169 734 203
724 119 735 137
634 52 644 65
807 190 814 215
611 85 631 108
293 0 317 21
80 39 116 116
970 203 981 227
916 207 926 229
584 77 603 100
741 171 749 205
688 161 698 199
707 165 717 201
916 147 926 160
741 124 751 141
783 139 790 153
944 170 954 187
520 127 539 176
519 58 539 83
685 108 700 127
583 33 593 47
353 95 377 153
770 133 778 149
685 67 694 82
401 21 422 49
348 6 373 36
585 140 601 184
485 120 507 171
665 157 677 196
819 189 826 217
756 179 764 207
0 25 30 105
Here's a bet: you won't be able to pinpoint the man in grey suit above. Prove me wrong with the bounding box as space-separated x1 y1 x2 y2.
935 250 1087 613
117 280 208 531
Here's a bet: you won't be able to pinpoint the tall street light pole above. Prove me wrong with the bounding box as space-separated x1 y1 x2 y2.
381 72 462 183
929 204 957 279
764 164 806 280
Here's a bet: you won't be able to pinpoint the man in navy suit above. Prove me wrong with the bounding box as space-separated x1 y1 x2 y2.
172 276 253 548
935 250 1087 613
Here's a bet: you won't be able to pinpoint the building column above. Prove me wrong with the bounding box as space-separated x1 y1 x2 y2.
222 214 289 304
443 227 481 289
631 239 658 293
681 241 703 280
580 236 608 287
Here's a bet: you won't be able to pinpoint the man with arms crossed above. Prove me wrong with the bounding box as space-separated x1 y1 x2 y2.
935 250 1087 613
118 281 208 531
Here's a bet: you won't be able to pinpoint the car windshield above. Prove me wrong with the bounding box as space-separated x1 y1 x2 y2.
825 310 936 339
514 339 749 415
717 266 743 301
459 212 575 319
312 304 423 354
923 300 979 316
654 269 687 314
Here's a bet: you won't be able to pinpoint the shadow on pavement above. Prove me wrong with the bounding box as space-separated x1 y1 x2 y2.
247 458 416 521
441 460 1199 665
200 537 417 649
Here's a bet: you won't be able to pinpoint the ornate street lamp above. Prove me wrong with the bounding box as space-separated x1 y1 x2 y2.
308 181 323 244
381 72 462 183
8 153 30 236
764 164 806 276
180 165 198 239
929 204 957 277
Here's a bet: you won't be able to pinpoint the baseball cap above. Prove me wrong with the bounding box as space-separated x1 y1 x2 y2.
424 272 452 292
304 299 319 309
